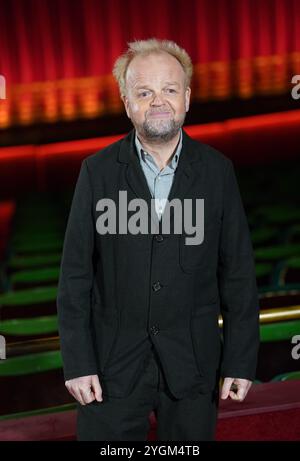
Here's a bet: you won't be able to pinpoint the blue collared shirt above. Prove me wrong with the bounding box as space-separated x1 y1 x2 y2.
134 130 182 220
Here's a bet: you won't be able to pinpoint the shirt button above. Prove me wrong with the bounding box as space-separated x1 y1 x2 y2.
152 281 162 292
150 325 159 335
155 234 164 242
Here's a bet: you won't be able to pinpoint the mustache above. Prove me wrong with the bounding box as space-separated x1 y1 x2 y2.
147 108 173 115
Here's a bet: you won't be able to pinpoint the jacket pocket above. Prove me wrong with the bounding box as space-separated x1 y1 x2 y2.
179 221 221 274
191 301 220 317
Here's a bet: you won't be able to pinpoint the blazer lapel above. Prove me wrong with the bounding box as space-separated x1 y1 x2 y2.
166 130 203 207
118 129 158 230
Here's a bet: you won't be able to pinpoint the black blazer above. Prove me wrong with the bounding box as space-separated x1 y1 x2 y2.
57 128 260 399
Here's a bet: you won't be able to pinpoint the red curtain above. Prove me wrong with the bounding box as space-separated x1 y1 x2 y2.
0 0 299 127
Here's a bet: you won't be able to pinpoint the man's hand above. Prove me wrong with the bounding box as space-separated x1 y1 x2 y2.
221 377 252 402
65 375 103 405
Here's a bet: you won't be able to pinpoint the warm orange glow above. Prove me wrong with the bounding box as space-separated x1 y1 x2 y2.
0 52 299 130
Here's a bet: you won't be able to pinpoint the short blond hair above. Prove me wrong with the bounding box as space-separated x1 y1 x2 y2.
112 38 193 98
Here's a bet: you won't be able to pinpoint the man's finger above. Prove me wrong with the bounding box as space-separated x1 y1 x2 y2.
229 382 249 401
79 387 95 405
238 381 252 400
72 386 86 405
237 385 248 401
91 375 103 402
65 383 84 405
221 377 234 399
229 389 243 401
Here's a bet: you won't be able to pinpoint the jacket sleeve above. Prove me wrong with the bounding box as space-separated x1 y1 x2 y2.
57 159 98 381
218 159 260 381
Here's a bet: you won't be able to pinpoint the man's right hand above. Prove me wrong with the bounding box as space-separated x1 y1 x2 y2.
65 375 103 405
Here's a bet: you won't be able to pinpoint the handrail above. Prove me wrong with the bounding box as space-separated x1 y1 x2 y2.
218 305 300 327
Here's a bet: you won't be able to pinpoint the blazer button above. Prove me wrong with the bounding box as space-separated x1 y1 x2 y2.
152 281 162 292
150 325 159 335
155 234 164 242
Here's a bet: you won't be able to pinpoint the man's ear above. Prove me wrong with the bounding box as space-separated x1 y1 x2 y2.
185 87 191 112
122 95 131 119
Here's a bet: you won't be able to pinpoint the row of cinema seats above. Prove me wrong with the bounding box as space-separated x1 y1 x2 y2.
0 111 299 437
0 193 75 419
0 193 68 341
236 162 300 384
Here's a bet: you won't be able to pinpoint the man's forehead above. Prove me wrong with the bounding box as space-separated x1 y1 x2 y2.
126 53 185 86
128 74 182 88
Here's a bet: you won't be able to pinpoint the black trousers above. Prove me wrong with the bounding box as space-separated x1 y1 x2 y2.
77 345 219 441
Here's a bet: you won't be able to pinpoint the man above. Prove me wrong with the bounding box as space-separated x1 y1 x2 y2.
57 38 260 441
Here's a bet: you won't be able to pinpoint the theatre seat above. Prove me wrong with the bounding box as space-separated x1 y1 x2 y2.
0 315 58 342
0 350 71 418
255 244 300 262
8 253 62 272
0 286 57 320
10 267 60 290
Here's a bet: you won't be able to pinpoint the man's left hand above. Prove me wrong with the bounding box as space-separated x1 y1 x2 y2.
221 377 252 402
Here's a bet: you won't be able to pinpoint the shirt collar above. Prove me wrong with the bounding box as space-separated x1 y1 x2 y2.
134 129 182 170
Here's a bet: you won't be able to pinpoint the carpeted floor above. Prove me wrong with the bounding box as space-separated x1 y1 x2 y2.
0 380 299 441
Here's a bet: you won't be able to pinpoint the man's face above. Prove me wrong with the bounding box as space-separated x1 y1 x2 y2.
123 52 191 142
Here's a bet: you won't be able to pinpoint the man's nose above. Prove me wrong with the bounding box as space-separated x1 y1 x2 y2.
150 93 165 105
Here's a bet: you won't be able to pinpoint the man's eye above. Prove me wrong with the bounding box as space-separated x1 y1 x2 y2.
165 88 177 94
139 91 151 97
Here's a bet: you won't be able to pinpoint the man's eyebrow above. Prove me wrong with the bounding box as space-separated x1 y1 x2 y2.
134 85 151 90
134 82 180 90
164 82 180 86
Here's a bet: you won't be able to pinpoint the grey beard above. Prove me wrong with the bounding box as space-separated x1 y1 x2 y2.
142 118 184 142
